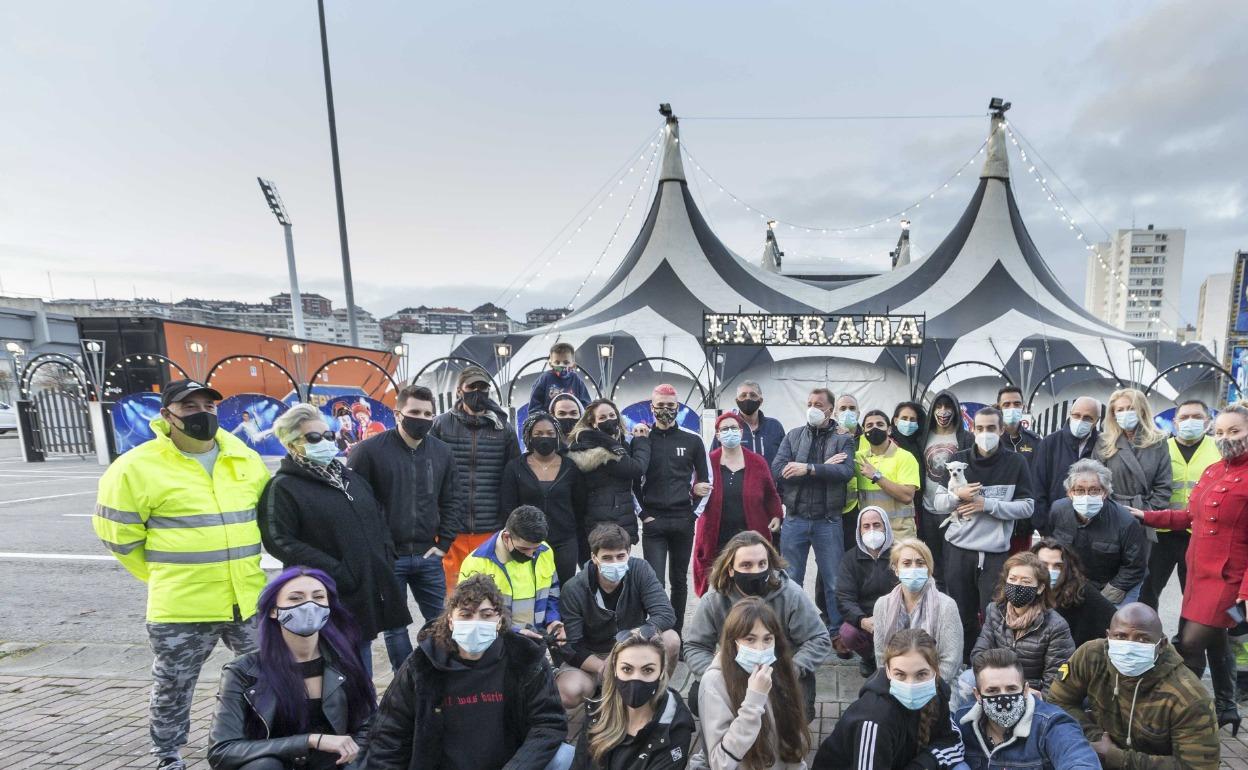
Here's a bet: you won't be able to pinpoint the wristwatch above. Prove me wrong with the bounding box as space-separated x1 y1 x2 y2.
870 471 882 483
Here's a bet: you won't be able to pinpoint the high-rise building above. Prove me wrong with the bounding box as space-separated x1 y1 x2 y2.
1084 225 1185 341
1197 271 1233 359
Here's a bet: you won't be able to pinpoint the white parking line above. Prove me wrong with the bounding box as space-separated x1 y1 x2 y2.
0 491 95 505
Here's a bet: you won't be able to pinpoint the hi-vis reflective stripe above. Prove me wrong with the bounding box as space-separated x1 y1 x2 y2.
95 505 144 525
102 539 144 555
147 509 257 529
145 543 262 564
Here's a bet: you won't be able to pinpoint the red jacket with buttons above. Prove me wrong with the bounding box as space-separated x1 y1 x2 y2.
1144 452 1248 627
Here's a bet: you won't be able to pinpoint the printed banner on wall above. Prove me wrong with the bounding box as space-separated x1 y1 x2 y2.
219 394 289 457
322 396 395 456
111 393 163 454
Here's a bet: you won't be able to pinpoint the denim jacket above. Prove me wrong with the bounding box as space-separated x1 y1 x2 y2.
955 694 1098 770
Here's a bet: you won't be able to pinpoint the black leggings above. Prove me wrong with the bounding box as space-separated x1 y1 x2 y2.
1178 620 1235 711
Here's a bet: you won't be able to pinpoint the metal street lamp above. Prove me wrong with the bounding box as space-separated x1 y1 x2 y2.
905 353 920 401
316 0 359 347
598 343 614 394
185 340 207 381
257 177 307 340
393 343 410 385
1019 347 1036 402
80 339 106 400
1128 347 1146 387
289 343 309 401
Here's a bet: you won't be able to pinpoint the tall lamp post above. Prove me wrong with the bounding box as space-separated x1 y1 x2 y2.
257 178 307 340
316 0 359 347
3 341 24 401
598 344 614 396
1128 347 1146 388
905 353 920 401
1019 348 1036 405
393 343 410 386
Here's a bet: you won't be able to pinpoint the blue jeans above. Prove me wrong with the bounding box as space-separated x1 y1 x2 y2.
358 639 374 679
383 553 447 672
780 516 843 632
1120 580 1144 608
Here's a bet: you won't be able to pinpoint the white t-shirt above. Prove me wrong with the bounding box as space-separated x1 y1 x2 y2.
181 443 220 477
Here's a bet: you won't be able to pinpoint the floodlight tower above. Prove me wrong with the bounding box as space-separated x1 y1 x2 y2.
257 178 307 340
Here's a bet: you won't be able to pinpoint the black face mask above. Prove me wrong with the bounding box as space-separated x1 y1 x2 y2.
617 677 660 708
401 415 432 441
171 411 218 441
463 390 490 412
597 418 619 436
506 536 534 564
736 398 761 416
864 427 888 446
1004 583 1039 608
557 417 579 436
733 570 770 597
531 436 558 456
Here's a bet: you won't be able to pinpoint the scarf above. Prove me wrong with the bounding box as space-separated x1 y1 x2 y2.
879 581 941 644
1004 601 1043 639
569 428 626 456
292 453 348 493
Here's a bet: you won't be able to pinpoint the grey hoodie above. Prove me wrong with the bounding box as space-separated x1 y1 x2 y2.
835 506 899 629
683 570 831 678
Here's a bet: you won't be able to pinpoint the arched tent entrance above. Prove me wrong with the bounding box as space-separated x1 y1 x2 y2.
410 356 502 414
308 356 399 405
205 355 301 400
17 353 95 457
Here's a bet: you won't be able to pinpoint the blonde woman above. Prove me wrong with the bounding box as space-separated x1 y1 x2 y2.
870 538 963 681
575 625 694 770
1097 388 1173 512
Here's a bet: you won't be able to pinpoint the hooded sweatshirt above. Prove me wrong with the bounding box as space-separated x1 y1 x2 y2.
835 507 899 630
683 570 831 678
933 445 1035 555
1047 639 1219 770
421 634 509 770
698 658 805 770
920 391 974 514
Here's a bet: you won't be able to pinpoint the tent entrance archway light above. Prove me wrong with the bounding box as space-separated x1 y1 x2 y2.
1145 361 1239 400
609 356 710 407
205 355 301 399
916 360 1014 406
18 353 92 399
409 356 504 410
307 355 399 402
1026 363 1126 413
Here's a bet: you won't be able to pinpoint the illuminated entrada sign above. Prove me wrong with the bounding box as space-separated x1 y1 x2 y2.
703 313 925 347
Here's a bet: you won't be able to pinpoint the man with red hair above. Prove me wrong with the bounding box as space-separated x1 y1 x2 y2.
638 383 710 634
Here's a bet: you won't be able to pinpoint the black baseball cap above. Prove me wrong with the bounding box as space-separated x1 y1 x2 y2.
161 379 224 408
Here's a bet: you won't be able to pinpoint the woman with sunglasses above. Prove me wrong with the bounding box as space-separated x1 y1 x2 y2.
260 403 411 677
572 625 694 770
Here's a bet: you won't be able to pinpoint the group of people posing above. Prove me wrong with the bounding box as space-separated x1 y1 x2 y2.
91 340 1248 770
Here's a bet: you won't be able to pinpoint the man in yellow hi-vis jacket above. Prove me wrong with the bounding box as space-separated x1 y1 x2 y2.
94 379 270 770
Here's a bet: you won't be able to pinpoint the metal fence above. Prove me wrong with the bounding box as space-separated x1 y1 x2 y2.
31 390 94 456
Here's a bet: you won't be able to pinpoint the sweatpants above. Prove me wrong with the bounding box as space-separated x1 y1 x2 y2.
942 542 1007 662
147 618 256 759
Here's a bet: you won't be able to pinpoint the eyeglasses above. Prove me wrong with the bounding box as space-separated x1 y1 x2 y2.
616 623 659 643
302 431 337 444
1070 486 1105 496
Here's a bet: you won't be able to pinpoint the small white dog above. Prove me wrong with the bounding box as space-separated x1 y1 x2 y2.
939 460 974 528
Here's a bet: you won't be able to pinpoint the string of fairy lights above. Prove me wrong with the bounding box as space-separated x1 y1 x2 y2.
1002 121 1191 338
540 133 664 341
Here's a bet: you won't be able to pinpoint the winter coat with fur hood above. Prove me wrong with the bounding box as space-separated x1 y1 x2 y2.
566 428 651 544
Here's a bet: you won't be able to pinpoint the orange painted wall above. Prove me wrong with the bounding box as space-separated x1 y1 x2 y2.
161 321 400 406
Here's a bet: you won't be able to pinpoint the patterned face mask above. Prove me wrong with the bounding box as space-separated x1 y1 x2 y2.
980 692 1027 729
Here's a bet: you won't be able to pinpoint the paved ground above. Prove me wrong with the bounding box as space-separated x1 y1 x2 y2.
3 434 1246 768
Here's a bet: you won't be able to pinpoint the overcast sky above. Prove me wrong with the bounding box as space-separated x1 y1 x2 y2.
2 0 1244 326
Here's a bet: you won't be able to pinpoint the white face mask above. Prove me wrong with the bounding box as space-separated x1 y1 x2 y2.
806 406 827 428
976 432 999 453
1069 418 1092 439
862 530 887 550
1116 410 1139 431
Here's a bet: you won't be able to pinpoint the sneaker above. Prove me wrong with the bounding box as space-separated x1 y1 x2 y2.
157 758 186 770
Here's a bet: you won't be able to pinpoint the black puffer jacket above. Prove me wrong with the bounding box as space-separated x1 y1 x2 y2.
259 458 411 641
566 430 650 543
430 403 521 534
571 688 694 770
971 602 1075 692
363 630 566 770
207 646 371 770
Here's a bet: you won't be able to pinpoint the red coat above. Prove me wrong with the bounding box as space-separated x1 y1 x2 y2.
692 447 782 597
1143 452 1248 628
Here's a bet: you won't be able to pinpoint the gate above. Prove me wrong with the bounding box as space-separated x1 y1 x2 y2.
31 390 95 456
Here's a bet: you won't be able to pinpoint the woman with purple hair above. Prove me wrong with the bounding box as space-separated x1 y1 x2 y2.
207 567 376 770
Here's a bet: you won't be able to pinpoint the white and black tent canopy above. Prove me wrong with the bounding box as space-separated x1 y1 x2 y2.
414 105 1216 421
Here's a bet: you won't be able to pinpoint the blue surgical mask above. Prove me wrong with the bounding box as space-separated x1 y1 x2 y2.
735 642 777 672
1073 495 1104 518
894 419 919 437
1107 638 1161 677
719 429 743 449
898 567 929 593
1002 407 1023 426
598 560 629 583
1177 418 1206 441
839 410 859 431
1048 568 1061 588
451 619 499 655
889 678 937 710
1070 418 1092 439
1116 410 1139 431
303 439 339 466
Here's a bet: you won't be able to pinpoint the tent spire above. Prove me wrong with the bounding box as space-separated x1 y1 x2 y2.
657 103 686 183
762 221 784 272
890 219 911 268
980 96 1011 180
